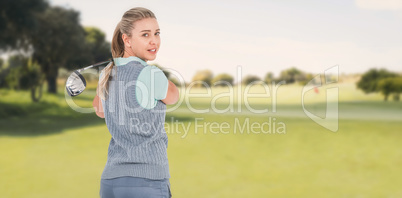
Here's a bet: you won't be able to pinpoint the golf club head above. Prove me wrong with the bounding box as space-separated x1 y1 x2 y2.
66 71 87 97
65 60 112 97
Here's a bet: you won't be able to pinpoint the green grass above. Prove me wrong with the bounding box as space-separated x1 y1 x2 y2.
166 115 402 197
1 82 402 198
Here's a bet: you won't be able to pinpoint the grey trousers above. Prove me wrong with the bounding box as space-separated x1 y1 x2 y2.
100 176 172 198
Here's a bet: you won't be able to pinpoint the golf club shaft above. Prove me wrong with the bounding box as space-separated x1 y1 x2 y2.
76 60 111 73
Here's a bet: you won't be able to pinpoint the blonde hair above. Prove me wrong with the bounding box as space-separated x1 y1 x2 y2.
98 7 156 100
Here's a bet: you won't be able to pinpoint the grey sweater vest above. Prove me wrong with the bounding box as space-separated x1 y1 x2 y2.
101 61 169 180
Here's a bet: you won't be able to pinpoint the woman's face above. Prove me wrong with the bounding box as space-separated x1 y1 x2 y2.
123 18 161 61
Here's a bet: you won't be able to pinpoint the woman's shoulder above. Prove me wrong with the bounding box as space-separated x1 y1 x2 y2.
114 56 147 67
137 65 165 77
125 60 146 67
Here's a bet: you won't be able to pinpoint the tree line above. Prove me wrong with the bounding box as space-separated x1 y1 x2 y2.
181 67 401 102
0 0 110 101
186 67 315 88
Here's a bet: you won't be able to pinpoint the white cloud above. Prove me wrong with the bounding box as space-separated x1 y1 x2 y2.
355 0 402 10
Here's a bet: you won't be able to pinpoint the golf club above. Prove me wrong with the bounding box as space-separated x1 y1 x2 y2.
65 60 112 97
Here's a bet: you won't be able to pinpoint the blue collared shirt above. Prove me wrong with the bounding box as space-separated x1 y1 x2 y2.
100 56 168 109
113 56 147 67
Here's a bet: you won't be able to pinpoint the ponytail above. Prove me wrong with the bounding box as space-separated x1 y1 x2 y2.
98 23 124 100
111 22 125 58
98 61 113 100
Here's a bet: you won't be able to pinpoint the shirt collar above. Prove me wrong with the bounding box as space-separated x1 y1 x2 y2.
113 56 147 67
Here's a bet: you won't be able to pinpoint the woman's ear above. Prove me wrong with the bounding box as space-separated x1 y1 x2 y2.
122 33 131 48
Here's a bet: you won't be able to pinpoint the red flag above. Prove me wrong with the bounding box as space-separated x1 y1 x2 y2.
314 86 319 94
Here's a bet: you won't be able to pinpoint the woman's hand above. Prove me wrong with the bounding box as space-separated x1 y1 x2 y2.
161 80 179 105
93 89 105 118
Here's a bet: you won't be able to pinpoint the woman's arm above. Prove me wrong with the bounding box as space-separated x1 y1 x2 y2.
93 89 105 118
161 80 179 105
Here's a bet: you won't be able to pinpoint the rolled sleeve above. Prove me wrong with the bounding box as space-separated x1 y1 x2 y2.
150 66 168 100
136 66 169 109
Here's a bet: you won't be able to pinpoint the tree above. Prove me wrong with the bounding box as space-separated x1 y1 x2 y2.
242 75 261 85
84 27 111 63
32 6 90 93
211 73 234 87
264 72 274 84
3 55 27 90
377 77 402 101
1 55 44 101
26 60 44 102
278 67 306 84
0 58 7 88
356 68 398 94
192 70 213 87
299 73 315 86
0 0 48 51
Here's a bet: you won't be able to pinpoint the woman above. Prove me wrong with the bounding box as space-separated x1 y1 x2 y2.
92 7 179 198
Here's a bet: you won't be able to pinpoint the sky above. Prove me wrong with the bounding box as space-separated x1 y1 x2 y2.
49 0 402 82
